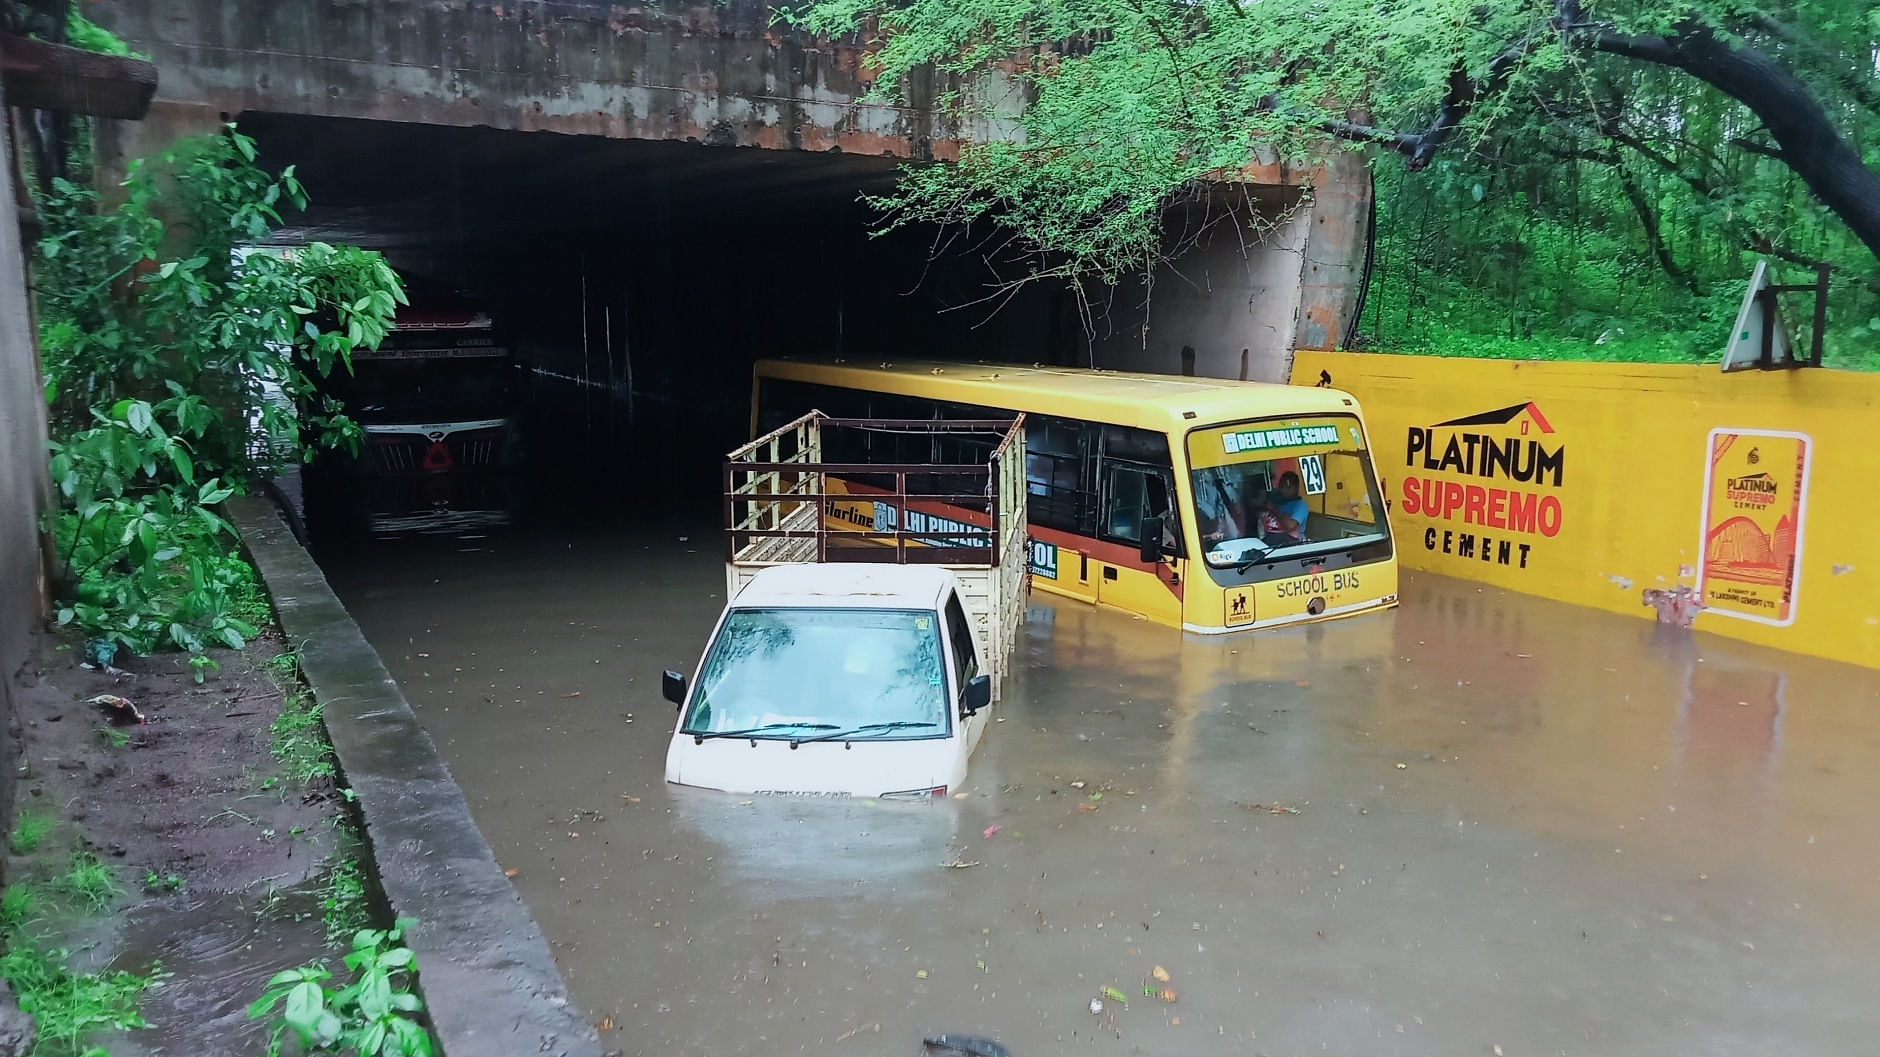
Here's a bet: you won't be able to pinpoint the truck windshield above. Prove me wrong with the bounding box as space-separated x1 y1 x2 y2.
1186 415 1386 568
682 608 948 740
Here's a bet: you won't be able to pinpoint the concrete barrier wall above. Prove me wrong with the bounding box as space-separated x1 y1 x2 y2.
1291 352 1879 669
1 84 54 830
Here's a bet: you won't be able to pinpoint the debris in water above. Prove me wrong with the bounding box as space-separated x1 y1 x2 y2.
1089 998 1104 1015
943 860 982 870
838 1023 881 1043
565 691 582 698
504 867 520 878
982 824 1002 839
1101 985 1129 1004
1239 802 1301 815
1151 966 1171 983
1075 802 1100 814
87 694 145 725
1158 988 1178 1003
922 1033 1008 1057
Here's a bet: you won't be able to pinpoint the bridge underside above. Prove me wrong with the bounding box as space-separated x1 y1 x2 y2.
84 0 1371 501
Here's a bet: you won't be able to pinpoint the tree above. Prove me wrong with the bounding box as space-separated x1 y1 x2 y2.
792 0 1880 292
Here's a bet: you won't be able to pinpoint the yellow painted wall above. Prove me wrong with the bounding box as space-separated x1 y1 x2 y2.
1290 352 1879 669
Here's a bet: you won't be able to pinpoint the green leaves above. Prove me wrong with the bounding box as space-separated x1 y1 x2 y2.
249 924 434 1057
36 124 406 668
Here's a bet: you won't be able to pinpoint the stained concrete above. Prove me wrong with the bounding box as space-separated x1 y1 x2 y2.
230 496 602 1057
0 79 52 834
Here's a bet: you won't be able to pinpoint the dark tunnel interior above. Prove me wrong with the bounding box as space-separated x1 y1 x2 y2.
240 115 1089 537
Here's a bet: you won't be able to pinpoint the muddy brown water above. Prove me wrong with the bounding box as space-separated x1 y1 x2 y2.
321 515 1880 1057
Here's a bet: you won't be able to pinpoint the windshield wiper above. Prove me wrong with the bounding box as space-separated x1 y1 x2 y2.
790 721 940 745
692 722 838 743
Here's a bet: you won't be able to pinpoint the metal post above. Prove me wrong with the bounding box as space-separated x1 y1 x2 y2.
1811 263 1829 368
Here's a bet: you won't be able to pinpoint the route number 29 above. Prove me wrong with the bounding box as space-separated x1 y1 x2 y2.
1298 455 1327 495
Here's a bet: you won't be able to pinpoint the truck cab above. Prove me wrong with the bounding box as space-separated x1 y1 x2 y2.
662 564 994 799
310 294 524 535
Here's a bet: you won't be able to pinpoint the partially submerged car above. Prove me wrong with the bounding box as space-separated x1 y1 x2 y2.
662 410 1027 799
662 563 993 799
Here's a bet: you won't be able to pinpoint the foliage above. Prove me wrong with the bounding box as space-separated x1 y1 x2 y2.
0 886 38 936
9 812 55 855
55 853 120 914
0 944 153 1056
791 0 1880 362
271 690 337 786
35 127 405 665
66 9 138 57
1355 149 1880 368
248 922 433 1057
321 851 371 948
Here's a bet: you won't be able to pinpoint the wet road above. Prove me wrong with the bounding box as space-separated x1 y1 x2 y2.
322 515 1880 1057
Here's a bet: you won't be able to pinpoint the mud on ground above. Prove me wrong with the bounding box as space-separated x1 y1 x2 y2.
7 631 345 1056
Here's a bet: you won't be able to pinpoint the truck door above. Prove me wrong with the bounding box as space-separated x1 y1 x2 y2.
943 592 990 754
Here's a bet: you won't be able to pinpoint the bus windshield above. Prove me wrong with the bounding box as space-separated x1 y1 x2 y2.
1186 416 1386 568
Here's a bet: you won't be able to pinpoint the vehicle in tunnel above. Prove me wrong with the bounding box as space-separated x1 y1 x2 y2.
307 293 525 535
661 564 994 798
753 358 1399 633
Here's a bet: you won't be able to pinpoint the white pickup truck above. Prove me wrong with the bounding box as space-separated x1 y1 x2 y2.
662 412 1027 798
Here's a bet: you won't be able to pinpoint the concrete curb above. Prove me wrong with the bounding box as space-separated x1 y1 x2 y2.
231 496 604 1057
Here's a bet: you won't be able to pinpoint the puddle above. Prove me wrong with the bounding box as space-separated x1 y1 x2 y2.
104 885 327 1057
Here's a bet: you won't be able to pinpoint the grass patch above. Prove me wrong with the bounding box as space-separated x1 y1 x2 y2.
10 811 55 855
269 690 336 785
265 650 337 787
321 849 370 947
95 727 130 750
55 853 120 914
0 885 40 935
0 944 154 1054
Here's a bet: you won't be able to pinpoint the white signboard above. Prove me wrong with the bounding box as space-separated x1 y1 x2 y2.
1721 260 1794 372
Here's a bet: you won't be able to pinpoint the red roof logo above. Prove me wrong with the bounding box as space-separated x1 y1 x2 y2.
1432 402 1555 436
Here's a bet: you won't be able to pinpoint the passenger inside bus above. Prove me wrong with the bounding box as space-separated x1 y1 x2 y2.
1255 472 1309 545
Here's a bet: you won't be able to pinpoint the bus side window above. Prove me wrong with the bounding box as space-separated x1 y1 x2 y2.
1101 465 1150 544
943 592 980 690
1027 416 1097 536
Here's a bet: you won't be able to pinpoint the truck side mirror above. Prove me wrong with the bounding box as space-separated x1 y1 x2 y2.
1139 515 1164 565
662 669 688 708
962 674 992 716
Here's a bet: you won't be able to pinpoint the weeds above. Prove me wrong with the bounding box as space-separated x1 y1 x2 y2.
9 811 55 854
95 727 131 750
270 689 336 785
57 853 120 913
322 852 371 947
0 944 155 1054
142 871 185 894
0 885 39 935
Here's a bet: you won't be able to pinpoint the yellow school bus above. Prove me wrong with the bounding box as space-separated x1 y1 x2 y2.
752 358 1398 634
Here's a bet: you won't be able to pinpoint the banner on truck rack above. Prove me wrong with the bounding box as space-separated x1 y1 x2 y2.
1698 429 1810 626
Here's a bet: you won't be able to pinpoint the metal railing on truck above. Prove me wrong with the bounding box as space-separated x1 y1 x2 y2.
723 411 1029 697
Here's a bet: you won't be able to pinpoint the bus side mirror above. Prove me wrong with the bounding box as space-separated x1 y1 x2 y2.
1139 516 1164 565
962 674 992 716
662 669 687 708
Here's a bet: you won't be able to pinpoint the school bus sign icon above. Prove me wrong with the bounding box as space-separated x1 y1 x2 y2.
1698 429 1811 626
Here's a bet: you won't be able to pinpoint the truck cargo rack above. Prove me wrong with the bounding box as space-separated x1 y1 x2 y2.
724 411 1028 696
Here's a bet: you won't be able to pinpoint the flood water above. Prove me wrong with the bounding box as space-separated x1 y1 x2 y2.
321 512 1880 1057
